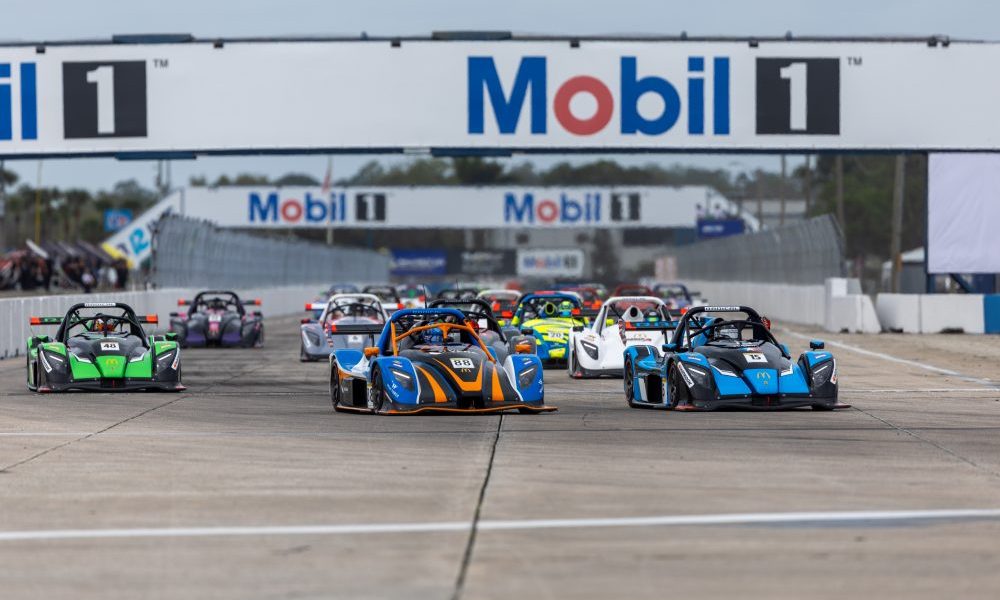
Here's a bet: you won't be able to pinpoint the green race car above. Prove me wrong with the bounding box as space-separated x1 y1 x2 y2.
26 302 185 393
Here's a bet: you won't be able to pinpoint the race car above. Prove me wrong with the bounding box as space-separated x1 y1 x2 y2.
25 302 184 392
362 284 404 314
436 287 480 301
309 283 360 319
328 308 553 415
477 289 521 325
397 284 429 309
623 305 844 411
567 296 674 378
428 297 536 363
170 290 264 348
300 293 388 362
652 282 704 315
562 286 604 311
508 292 591 367
613 283 654 297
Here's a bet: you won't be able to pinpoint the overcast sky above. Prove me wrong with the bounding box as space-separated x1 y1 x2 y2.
1 0 993 192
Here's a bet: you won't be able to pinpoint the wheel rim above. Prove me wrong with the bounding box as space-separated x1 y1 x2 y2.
330 363 340 408
668 368 680 408
369 371 384 413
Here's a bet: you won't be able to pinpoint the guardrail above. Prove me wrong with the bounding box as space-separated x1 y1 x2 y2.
149 215 390 288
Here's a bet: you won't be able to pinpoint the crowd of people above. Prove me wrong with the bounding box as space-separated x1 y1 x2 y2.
0 251 129 293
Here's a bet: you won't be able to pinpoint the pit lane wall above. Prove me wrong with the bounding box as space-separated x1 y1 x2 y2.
683 278 881 334
0 285 323 360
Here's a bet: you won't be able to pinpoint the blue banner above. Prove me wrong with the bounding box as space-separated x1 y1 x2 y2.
390 249 448 277
103 208 134 232
697 218 744 239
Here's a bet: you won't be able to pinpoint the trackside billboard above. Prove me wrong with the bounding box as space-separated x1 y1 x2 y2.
3 38 1000 155
164 185 736 229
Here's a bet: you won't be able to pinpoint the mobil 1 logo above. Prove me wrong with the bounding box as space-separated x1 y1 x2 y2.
62 61 147 138
755 58 839 135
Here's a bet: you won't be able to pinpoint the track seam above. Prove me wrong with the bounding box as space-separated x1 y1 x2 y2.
452 412 503 600
851 405 1000 480
0 357 265 474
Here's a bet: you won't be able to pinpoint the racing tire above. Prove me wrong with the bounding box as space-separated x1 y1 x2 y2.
667 364 686 409
624 358 636 407
568 344 583 379
26 354 37 391
299 344 314 363
368 368 386 414
254 327 265 349
811 402 835 411
329 360 342 410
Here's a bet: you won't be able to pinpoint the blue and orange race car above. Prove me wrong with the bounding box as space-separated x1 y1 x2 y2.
328 308 553 415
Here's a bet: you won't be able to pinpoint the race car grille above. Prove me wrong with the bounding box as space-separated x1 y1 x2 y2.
100 378 125 389
752 396 781 407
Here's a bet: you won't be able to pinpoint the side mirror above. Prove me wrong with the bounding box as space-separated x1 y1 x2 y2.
514 341 533 354
300 318 313 324
780 343 791 358
165 332 178 342
169 312 179 317
810 340 825 350
363 346 380 358
662 342 678 352
572 325 584 332
520 328 534 336
253 311 263 317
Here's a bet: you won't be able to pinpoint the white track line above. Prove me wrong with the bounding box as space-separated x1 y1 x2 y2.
2 509 999 542
782 329 998 388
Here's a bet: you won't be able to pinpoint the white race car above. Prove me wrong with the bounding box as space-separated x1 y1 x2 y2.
566 296 676 378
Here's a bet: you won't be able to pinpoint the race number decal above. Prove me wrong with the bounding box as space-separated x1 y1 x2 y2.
743 352 767 363
100 341 120 351
450 358 475 369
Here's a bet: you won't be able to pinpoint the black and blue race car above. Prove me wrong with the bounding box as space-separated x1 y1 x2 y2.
623 305 844 411
328 308 552 415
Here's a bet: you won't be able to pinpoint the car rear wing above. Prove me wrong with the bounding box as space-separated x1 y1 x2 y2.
29 316 62 325
138 315 159 324
242 299 262 306
622 320 678 332
306 303 326 311
327 323 385 335
177 299 190 306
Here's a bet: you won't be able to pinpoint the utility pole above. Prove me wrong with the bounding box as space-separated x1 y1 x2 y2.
803 154 812 215
0 159 6 251
34 161 42 242
779 154 787 227
890 155 906 293
835 155 846 246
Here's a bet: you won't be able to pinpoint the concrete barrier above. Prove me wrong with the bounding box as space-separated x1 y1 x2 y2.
685 278 880 333
875 293 988 334
0 285 323 360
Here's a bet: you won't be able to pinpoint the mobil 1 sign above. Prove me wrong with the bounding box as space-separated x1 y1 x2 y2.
1 39 1000 155
517 249 585 277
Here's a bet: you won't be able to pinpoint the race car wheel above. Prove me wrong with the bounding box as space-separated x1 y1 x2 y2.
299 344 311 362
329 361 342 409
368 369 386 414
255 327 265 348
667 365 686 409
26 354 36 390
568 345 582 379
623 358 635 406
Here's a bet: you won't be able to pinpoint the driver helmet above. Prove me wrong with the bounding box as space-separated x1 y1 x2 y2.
422 327 445 346
541 302 558 317
93 317 112 332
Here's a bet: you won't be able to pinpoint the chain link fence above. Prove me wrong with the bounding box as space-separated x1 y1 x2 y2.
662 215 845 284
149 215 389 288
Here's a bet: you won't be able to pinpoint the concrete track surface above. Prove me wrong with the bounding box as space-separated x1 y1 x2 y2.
2 317 1000 599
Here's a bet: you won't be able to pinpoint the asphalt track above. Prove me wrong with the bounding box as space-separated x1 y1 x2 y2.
2 317 1000 599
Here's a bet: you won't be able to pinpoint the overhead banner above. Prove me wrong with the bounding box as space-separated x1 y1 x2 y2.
2 38 1000 155
517 249 585 277
389 249 448 277
161 185 727 229
927 153 1000 273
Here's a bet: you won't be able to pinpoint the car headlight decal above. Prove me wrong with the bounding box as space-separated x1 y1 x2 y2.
811 360 836 387
389 368 414 391
518 364 539 387
580 341 599 360
685 364 710 386
129 351 148 363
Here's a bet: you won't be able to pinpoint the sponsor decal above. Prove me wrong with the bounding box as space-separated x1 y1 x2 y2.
100 341 120 351
62 61 147 138
248 192 349 224
755 370 772 383
702 306 741 312
84 302 117 308
450 358 475 369
0 62 37 141
502 190 641 225
743 352 767 363
468 55 730 137
676 362 695 387
755 58 840 135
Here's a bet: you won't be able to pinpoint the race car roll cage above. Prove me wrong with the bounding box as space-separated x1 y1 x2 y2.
428 298 508 339
36 303 157 348
374 308 497 361
669 306 788 358
596 297 671 333
322 299 386 325
180 290 260 318
512 293 589 322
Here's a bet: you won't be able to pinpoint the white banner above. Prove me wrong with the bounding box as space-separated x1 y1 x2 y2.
2 39 1000 155
928 153 1000 273
157 185 733 229
516 249 585 277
